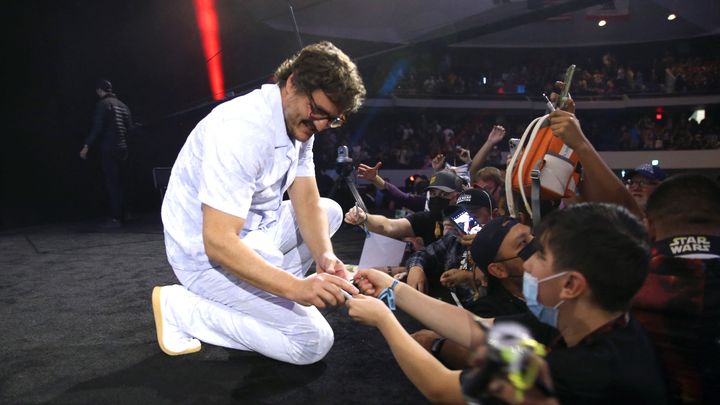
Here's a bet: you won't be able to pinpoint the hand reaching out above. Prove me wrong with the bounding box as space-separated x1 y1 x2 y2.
291 273 358 308
353 268 397 297
456 147 472 164
344 205 367 226
431 154 446 171
406 266 428 293
345 294 394 328
357 162 382 182
440 268 473 289
486 125 507 145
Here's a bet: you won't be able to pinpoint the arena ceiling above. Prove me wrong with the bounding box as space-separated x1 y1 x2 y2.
245 0 720 51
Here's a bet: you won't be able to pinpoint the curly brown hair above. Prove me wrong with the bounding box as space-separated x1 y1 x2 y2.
275 41 365 114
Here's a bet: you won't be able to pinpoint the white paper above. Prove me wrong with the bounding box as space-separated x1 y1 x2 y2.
358 232 407 269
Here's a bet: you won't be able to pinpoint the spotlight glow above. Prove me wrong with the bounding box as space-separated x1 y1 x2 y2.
667 14 676 21
194 0 225 100
598 20 607 27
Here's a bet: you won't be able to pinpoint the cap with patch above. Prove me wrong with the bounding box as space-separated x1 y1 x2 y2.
624 163 667 182
470 217 519 274
426 170 464 193
457 188 496 211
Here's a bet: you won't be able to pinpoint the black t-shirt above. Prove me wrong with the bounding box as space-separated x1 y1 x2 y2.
546 316 669 404
465 285 528 318
462 314 670 404
406 210 439 247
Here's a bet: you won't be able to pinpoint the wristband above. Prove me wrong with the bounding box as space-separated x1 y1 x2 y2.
378 279 399 310
354 203 367 225
355 204 370 237
431 337 447 358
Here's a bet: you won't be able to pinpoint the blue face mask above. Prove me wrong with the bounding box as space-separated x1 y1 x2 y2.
523 271 568 328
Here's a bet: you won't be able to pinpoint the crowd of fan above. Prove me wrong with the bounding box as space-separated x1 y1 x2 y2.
338 98 720 402
327 40 720 404
367 39 720 98
314 109 719 171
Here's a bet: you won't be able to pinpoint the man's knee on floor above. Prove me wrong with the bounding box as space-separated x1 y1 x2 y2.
320 197 343 235
286 320 335 365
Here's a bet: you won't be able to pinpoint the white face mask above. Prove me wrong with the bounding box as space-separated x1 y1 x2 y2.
522 271 568 328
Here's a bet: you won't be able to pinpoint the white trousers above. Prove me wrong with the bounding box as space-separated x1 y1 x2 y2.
167 198 343 365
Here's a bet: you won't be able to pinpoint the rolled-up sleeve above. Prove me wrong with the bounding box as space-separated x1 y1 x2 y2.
295 135 315 177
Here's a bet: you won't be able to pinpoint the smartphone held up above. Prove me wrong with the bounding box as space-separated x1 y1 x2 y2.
449 207 482 235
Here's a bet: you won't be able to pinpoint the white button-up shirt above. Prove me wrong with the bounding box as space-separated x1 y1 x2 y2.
162 84 315 271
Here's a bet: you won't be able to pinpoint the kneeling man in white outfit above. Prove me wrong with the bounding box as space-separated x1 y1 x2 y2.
153 41 365 365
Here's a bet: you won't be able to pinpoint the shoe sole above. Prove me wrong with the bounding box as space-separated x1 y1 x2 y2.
152 286 201 356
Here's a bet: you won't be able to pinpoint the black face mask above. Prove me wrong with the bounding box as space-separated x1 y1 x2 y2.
518 239 538 261
428 197 450 220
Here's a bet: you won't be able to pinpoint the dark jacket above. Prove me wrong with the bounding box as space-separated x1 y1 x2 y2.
85 94 133 153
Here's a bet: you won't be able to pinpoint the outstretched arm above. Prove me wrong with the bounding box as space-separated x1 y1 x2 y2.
202 203 357 307
346 295 465 404
383 181 427 212
356 162 385 189
469 125 506 185
548 108 642 218
344 206 415 239
354 269 487 349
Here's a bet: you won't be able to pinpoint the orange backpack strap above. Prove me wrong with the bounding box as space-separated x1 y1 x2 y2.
517 115 548 218
505 115 545 218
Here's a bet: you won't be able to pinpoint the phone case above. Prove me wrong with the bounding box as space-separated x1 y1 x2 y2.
450 208 482 234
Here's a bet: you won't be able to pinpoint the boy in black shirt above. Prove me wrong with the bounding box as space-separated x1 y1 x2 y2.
346 203 669 404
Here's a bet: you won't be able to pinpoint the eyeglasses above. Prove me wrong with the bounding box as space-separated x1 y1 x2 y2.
625 179 659 188
308 93 345 129
494 255 520 263
494 239 538 263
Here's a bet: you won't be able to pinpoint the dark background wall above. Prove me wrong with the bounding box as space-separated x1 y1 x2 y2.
3 1 379 229
6 1 207 228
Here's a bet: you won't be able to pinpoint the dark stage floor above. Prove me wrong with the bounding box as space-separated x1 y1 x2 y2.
0 215 428 404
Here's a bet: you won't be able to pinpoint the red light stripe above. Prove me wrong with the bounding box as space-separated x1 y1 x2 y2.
193 0 225 100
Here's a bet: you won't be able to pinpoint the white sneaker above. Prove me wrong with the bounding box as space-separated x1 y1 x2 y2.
152 285 202 355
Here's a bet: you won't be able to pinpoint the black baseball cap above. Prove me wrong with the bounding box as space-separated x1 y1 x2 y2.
426 170 464 193
457 188 496 211
470 217 519 274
